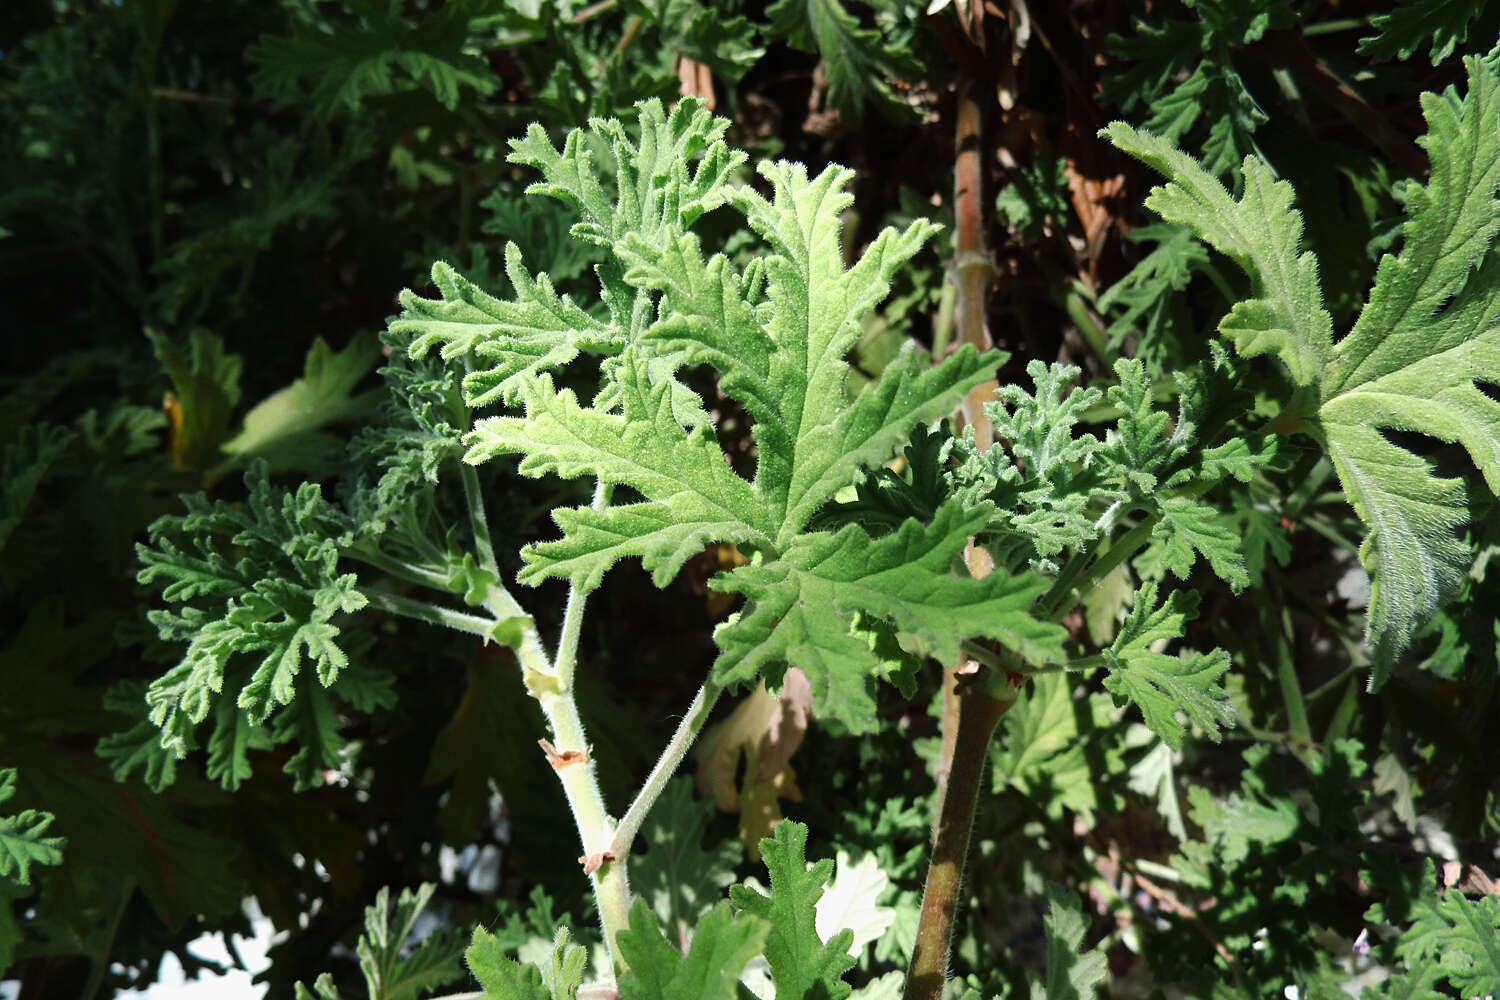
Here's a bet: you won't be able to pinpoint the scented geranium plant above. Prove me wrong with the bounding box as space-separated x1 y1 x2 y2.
106 43 1500 997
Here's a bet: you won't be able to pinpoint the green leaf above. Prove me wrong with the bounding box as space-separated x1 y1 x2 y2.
617 900 769 1000
1358 0 1489 64
250 0 499 115
467 926 551 1000
1315 53 1500 679
1147 495 1247 590
394 249 617 410
952 360 1116 572
1102 583 1234 748
220 333 383 474
0 423 74 553
1103 3 1289 176
136 462 382 788
1104 52 1500 679
0 768 65 886
764 0 918 122
1099 124 1333 386
992 672 1117 823
147 327 243 471
510 98 747 246
1125 726 1187 842
1096 222 1214 366
1028 883 1107 1000
630 777 741 943
1389 861 1500 996
429 101 1052 730
625 0 765 82
712 500 1066 732
730 821 855 1000
351 884 467 1000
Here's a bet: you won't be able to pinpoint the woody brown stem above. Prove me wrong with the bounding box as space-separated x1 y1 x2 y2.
903 678 1012 1000
907 45 1006 999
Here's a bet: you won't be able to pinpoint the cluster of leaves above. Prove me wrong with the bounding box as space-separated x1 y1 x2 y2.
297 820 1105 1000
5 1 1500 998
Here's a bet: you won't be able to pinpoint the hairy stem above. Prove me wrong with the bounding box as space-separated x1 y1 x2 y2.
359 588 508 639
458 461 502 581
515 625 630 973
903 678 1013 1000
609 678 724 860
918 57 1003 998
345 545 452 592
555 483 610 686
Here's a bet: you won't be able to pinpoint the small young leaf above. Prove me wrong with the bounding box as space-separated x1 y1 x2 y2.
617 899 769 1000
1029 883 1108 1000
0 768 65 886
466 926 552 1000
352 884 467 1000
730 821 855 1000
1102 584 1234 748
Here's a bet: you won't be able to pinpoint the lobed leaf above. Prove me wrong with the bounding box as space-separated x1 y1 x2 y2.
730 821 856 1000
1104 52 1500 678
0 768 65 886
1102 583 1235 748
420 100 1050 729
136 463 385 788
617 900 768 1000
712 501 1066 733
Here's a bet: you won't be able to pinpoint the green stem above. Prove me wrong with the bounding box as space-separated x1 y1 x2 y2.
1042 516 1157 620
345 545 453 592
459 461 501 580
1273 606 1312 748
609 679 724 860
555 483 610 686
359 588 505 640
520 627 629 972
903 679 1011 1000
958 640 1101 676
1301 16 1373 35
1065 283 1114 366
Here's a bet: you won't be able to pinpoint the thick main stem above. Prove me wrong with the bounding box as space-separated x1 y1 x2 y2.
903 682 1012 1000
512 621 630 972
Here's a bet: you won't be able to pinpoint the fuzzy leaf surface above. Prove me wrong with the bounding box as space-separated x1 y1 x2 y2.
436 101 1048 729
617 900 769 1000
712 501 1065 732
1104 53 1500 677
135 462 388 789
0 768 65 885
1102 583 1234 748
1029 883 1108 1000
1382 861 1500 996
730 821 855 1000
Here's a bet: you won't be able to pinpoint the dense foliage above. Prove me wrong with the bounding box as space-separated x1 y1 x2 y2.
3 1 1499 998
